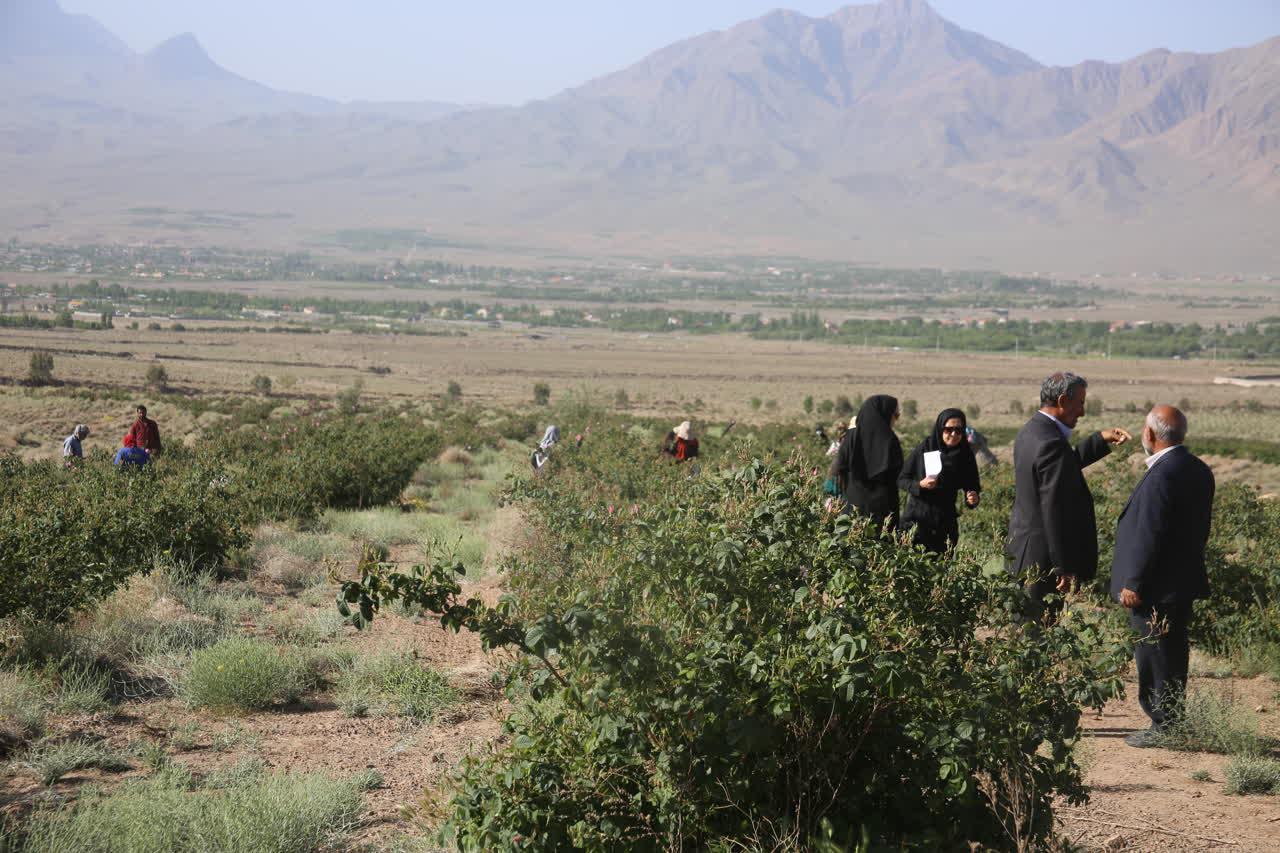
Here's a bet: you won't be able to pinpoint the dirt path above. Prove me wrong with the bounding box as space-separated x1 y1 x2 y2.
1061 672 1280 852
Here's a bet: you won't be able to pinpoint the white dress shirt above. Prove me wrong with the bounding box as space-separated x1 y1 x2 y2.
1038 410 1072 440
1144 444 1180 470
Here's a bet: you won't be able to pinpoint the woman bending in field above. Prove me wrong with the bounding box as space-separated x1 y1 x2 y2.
662 421 699 463
898 408 981 554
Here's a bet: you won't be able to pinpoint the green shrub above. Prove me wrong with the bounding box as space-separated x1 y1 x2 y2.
51 659 113 714
0 453 251 622
130 618 227 660
28 351 54 386
19 739 132 786
336 380 363 415
0 621 82 668
18 767 367 853
1223 755 1280 795
532 382 551 406
204 756 268 789
251 374 272 395
169 576 265 626
344 455 1129 850
0 669 47 753
217 413 439 521
271 609 345 646
145 364 169 392
333 653 456 720
1150 689 1265 755
184 638 309 711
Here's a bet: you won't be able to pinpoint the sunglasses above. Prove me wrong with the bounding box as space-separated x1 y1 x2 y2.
941 426 964 434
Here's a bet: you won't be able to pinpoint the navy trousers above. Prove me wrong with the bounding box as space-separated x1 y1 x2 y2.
1129 600 1193 728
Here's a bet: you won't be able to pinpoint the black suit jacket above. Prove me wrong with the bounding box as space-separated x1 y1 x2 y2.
1006 414 1111 582
1110 446 1215 605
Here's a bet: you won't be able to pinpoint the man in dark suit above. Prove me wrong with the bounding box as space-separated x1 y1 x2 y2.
1111 405 1215 746
1006 372 1132 618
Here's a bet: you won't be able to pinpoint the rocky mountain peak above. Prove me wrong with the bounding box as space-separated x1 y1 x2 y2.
144 33 229 81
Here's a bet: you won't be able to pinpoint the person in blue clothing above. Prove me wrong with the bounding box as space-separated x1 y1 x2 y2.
113 434 151 468
62 424 90 462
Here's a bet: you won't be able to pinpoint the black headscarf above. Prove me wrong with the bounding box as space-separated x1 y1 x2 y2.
844 394 903 482
921 408 980 489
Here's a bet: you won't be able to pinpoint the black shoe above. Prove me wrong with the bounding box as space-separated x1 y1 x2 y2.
1124 727 1164 748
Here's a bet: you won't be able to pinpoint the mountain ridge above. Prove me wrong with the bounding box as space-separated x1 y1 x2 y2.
0 0 1277 273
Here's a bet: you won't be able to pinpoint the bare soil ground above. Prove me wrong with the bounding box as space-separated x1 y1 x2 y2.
1062 674 1280 852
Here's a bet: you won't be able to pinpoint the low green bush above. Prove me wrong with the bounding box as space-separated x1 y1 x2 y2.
1150 689 1266 755
50 659 113 714
18 766 367 853
333 652 457 720
184 638 309 711
1224 755 1280 795
0 452 251 623
270 608 346 646
167 575 264 626
216 414 441 522
0 410 454 625
0 669 47 754
343 456 1130 850
19 738 132 786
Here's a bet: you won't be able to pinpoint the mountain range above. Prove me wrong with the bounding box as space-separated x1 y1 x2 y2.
1 0 1277 273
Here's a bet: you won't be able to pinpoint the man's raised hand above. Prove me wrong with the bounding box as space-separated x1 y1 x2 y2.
1100 427 1132 445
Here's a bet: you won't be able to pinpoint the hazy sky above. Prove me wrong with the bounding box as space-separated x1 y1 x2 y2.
58 0 1280 105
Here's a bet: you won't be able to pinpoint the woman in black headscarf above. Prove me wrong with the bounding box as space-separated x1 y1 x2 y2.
898 408 981 554
830 395 903 532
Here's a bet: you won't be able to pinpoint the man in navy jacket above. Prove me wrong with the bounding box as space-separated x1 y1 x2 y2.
1111 405 1215 747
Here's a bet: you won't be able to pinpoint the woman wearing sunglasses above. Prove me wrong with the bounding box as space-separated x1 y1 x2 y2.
898 408 982 554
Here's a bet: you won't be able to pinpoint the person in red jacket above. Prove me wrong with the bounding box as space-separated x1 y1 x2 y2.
126 405 162 454
662 421 699 463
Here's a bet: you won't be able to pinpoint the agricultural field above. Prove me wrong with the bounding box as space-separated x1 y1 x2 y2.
2 279 1280 851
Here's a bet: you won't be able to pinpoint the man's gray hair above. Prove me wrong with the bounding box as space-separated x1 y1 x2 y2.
1147 407 1188 445
1040 372 1088 406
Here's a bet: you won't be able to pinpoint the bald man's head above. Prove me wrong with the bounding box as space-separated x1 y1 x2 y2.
1144 405 1187 453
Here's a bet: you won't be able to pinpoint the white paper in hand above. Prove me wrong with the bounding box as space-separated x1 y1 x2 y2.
923 451 943 478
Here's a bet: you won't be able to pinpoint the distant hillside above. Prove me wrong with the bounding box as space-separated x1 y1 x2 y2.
0 0 1277 273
